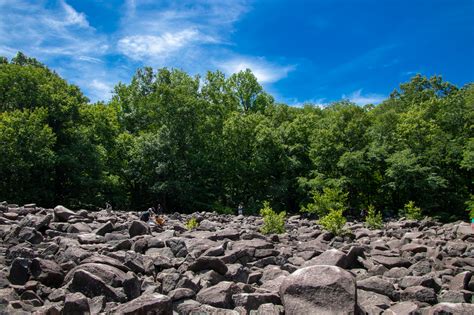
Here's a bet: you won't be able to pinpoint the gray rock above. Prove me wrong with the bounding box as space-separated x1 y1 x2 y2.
129 220 149 237
8 258 30 285
165 238 188 258
384 301 420 315
399 275 440 291
68 269 126 302
280 265 356 315
438 290 471 303
53 205 75 222
67 222 92 233
113 293 172 314
357 289 392 314
400 286 437 304
168 288 196 301
372 255 411 268
232 292 281 312
122 272 141 301
252 303 285 315
196 281 242 308
430 303 474 314
188 256 228 275
449 271 472 290
95 221 114 236
303 249 349 268
357 276 397 300
30 258 64 288
64 263 128 287
63 292 90 314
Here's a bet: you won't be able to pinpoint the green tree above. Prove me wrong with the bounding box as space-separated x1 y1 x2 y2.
0 109 56 204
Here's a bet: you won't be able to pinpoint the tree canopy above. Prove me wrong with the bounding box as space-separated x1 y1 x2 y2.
0 52 472 220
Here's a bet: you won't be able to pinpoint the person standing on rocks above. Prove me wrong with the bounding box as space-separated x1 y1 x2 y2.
238 203 244 216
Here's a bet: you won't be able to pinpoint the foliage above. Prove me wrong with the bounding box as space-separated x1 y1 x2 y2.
319 208 347 235
466 195 474 219
365 205 383 229
185 217 199 230
260 201 286 234
302 187 348 217
0 108 56 204
212 203 235 215
0 52 472 221
403 201 423 220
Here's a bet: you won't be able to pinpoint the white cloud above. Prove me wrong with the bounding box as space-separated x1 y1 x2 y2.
343 89 386 105
115 0 249 67
0 0 107 60
88 79 113 101
218 57 295 84
61 0 90 28
118 29 216 60
287 98 327 108
0 0 296 101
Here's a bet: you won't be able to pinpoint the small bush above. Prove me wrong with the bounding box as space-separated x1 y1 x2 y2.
466 195 474 219
319 208 347 235
260 201 286 235
403 201 423 220
365 205 383 229
212 203 235 215
302 187 348 217
185 217 199 230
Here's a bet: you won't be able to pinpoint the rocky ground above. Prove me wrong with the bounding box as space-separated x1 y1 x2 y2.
0 202 473 314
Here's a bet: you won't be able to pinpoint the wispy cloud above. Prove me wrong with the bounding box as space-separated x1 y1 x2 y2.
0 0 296 102
218 57 295 84
118 29 217 61
61 0 90 28
0 0 108 60
286 97 327 108
343 89 386 105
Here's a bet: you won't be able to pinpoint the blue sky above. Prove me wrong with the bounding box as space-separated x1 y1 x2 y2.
1 0 473 105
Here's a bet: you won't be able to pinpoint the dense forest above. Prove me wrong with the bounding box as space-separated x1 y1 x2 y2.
0 52 472 220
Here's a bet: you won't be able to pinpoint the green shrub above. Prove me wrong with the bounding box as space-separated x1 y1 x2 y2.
365 205 383 229
260 201 286 234
319 208 347 235
403 201 423 220
466 195 474 219
302 187 348 217
185 217 199 230
212 203 235 215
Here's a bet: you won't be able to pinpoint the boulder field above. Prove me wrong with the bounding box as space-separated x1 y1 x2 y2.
0 201 473 314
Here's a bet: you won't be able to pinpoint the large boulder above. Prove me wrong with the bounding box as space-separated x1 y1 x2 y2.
280 265 357 315
8 257 30 285
68 269 126 302
30 258 64 288
64 263 128 287
53 205 75 222
129 220 150 237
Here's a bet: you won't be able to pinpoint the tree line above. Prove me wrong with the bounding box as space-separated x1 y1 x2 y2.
0 52 472 220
